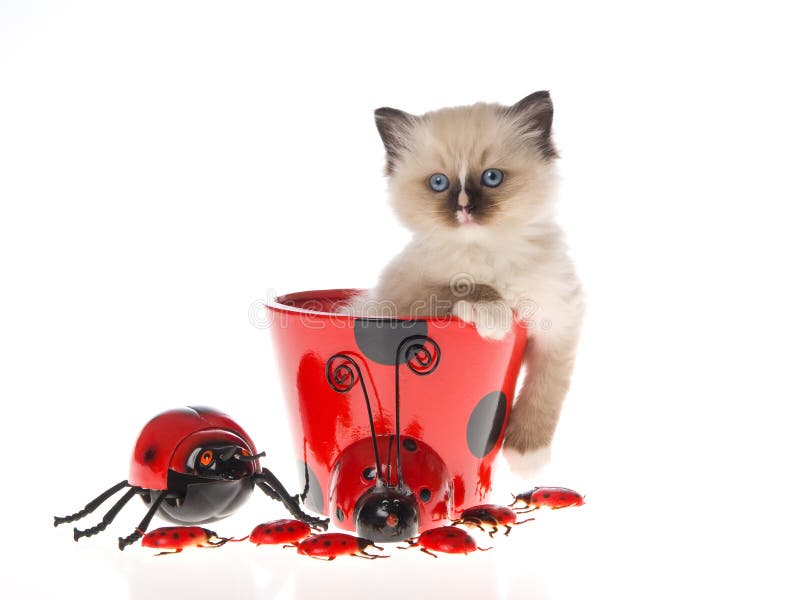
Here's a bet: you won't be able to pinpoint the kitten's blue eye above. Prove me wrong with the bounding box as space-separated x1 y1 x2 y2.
428 173 450 192
481 168 504 188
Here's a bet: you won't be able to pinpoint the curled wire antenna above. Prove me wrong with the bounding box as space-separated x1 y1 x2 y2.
326 353 384 486
394 335 441 488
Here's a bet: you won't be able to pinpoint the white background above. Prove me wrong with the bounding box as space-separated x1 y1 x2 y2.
2 1 799 599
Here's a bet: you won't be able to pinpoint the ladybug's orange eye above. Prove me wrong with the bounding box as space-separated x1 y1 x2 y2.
240 449 250 457
200 450 214 466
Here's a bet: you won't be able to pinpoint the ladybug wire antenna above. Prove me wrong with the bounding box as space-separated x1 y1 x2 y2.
234 450 266 462
394 335 441 490
326 353 384 486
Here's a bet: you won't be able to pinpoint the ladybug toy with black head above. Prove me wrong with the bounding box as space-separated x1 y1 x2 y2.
54 406 328 550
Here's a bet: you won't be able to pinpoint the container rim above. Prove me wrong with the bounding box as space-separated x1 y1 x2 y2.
265 288 526 331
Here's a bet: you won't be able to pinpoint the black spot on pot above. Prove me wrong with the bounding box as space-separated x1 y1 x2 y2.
402 438 417 452
466 391 507 458
354 318 428 365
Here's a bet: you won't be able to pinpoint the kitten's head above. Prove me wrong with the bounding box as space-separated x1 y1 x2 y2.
375 92 558 238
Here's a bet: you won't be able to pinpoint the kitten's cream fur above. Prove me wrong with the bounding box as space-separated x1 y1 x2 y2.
351 92 584 476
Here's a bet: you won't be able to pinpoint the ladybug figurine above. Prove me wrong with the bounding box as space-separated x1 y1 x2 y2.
54 406 328 550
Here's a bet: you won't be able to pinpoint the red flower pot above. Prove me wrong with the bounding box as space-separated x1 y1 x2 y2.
267 289 527 541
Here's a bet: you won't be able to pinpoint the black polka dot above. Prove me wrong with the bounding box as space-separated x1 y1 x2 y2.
142 447 157 463
354 318 428 365
403 438 418 452
466 391 507 458
543 493 551 498
265 528 272 533
159 531 166 536
324 540 331 547
336 507 345 522
362 467 377 481
297 461 324 514
288 527 295 532
189 532 196 538
172 533 180 540
341 541 347 546
419 488 432 503
276 526 283 532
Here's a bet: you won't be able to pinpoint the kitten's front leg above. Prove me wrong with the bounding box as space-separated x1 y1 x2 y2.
447 283 514 341
503 292 584 475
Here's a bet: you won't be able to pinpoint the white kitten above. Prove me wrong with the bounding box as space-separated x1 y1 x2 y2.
350 92 584 476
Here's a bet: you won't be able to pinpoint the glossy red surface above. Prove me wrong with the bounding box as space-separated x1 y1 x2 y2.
128 406 260 490
329 435 452 531
267 289 528 533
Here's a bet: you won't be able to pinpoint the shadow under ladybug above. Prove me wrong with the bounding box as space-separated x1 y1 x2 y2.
54 407 328 550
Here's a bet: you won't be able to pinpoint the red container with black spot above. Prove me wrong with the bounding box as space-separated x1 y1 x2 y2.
267 289 527 542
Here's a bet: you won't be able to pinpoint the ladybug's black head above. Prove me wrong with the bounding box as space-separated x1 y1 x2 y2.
354 486 419 543
187 445 264 480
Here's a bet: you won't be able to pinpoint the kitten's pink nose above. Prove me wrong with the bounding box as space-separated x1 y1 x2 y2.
458 189 470 208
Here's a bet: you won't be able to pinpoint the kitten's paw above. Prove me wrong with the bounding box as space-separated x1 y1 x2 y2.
503 444 552 478
452 299 513 340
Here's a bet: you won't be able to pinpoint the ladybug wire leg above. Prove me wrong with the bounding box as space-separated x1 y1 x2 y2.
353 551 386 559
420 548 438 558
54 480 130 526
253 468 330 530
73 487 138 541
118 491 165 551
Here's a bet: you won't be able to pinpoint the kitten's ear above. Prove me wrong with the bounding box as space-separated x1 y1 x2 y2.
507 91 558 160
374 107 417 174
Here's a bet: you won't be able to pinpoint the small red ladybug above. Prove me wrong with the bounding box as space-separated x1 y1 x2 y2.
400 525 489 557
140 526 231 556
54 406 328 550
289 533 387 561
510 486 585 512
452 504 535 537
248 519 319 546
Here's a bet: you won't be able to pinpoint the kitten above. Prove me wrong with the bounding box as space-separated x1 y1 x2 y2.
350 92 584 475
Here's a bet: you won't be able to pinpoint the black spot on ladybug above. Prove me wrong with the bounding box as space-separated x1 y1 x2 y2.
336 507 345 522
466 391 507 458
297 461 324 514
311 538 319 544
189 532 196 538
354 318 428 365
276 526 284 532
265 528 272 533
446 532 456 538
288 526 295 532
142 446 157 463
403 438 417 452
341 541 347 546
172 532 180 540
419 488 432 503
362 467 377 481
324 540 331 547
159 531 166 536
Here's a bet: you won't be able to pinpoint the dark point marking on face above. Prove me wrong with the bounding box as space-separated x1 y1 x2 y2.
506 90 558 160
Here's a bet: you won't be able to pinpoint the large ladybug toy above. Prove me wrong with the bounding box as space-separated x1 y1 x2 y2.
54 406 328 550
